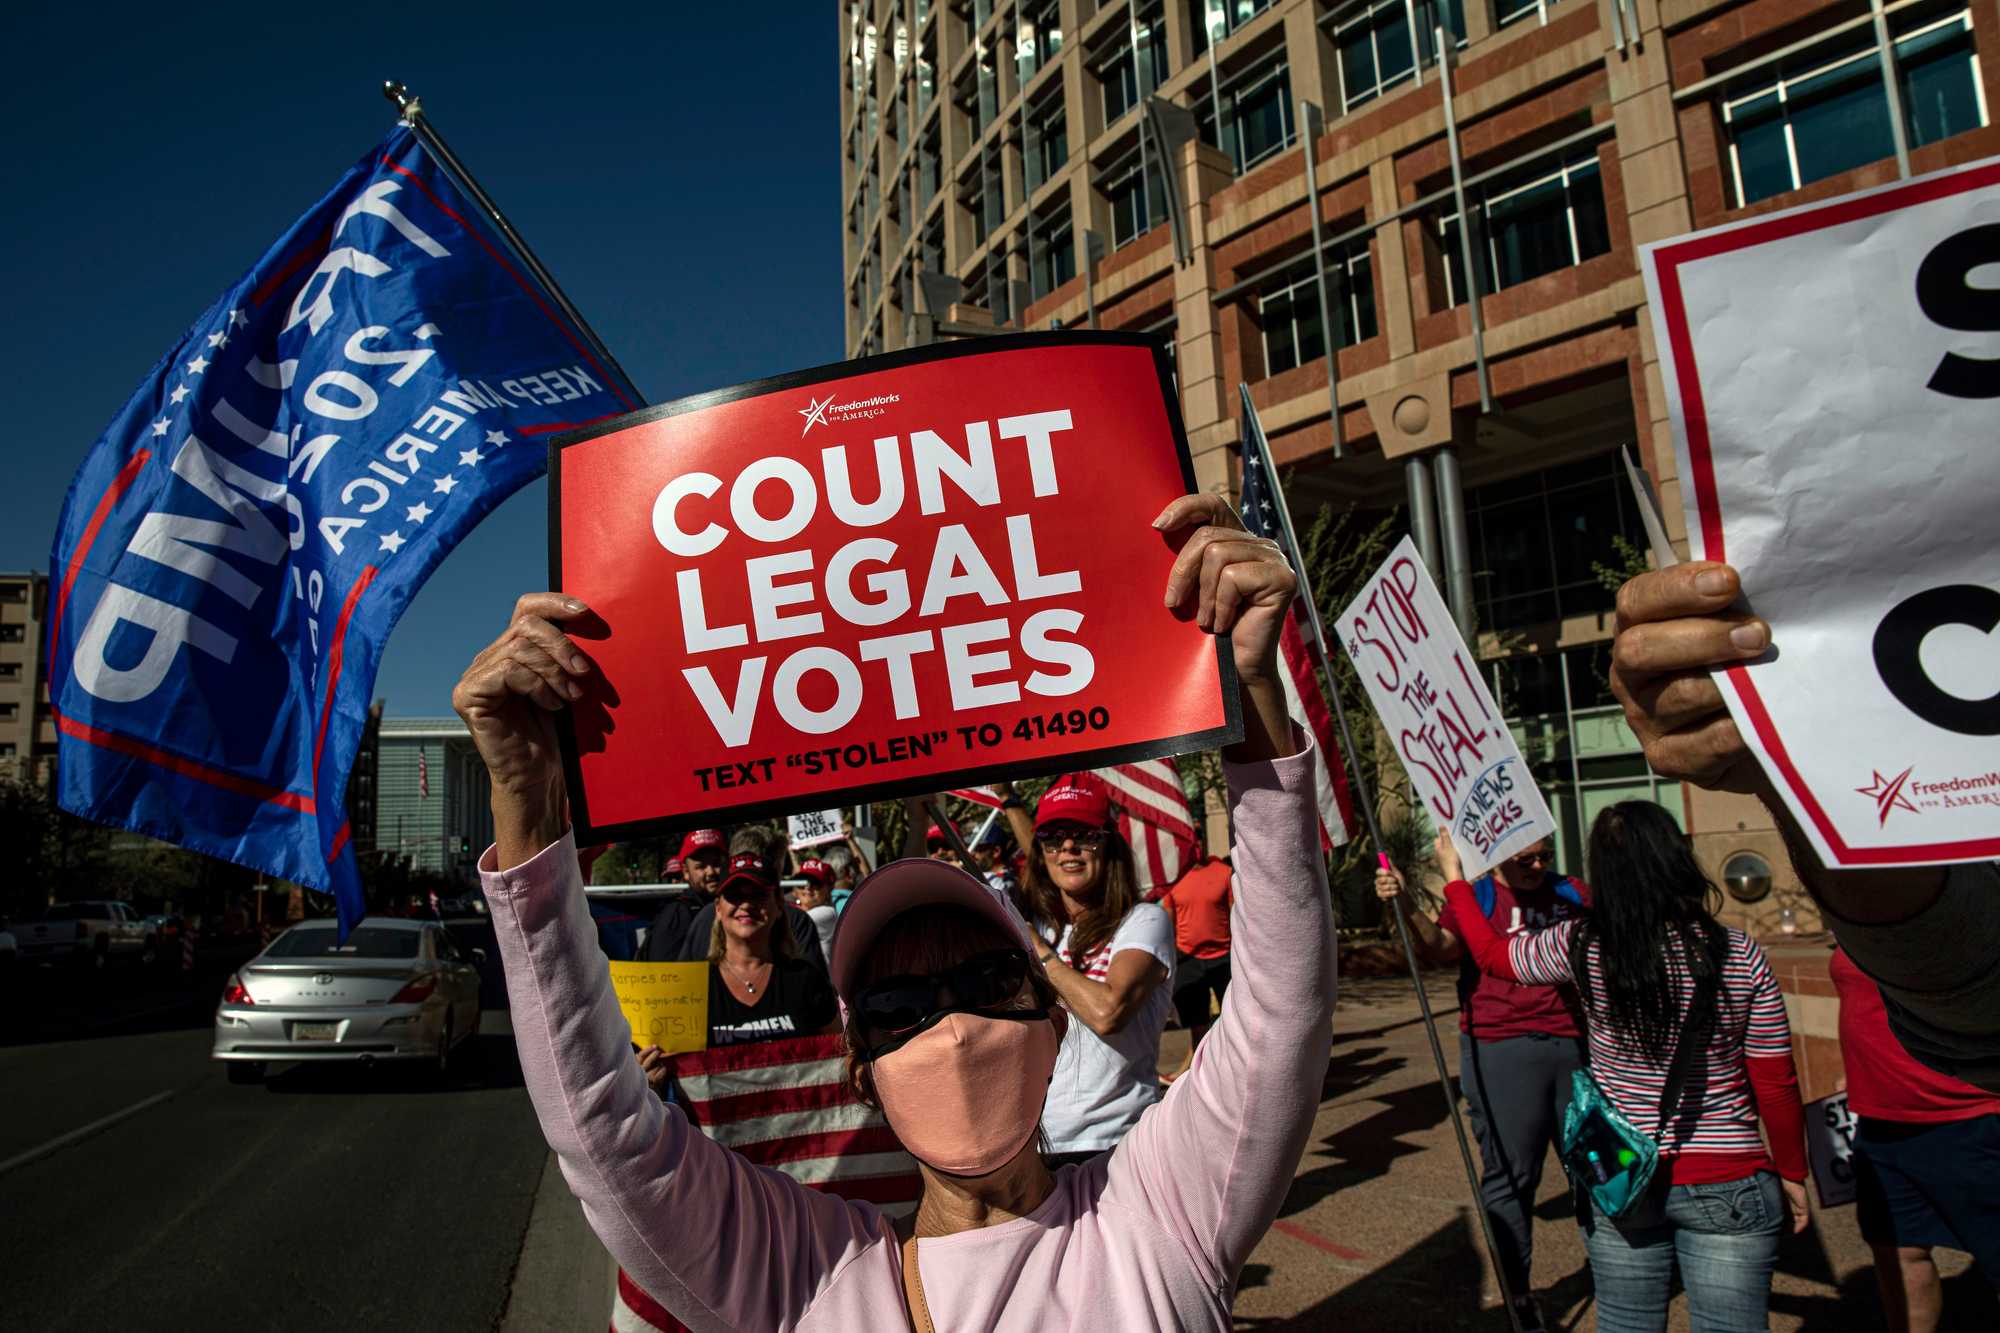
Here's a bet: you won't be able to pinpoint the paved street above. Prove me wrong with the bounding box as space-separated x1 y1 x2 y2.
0 960 546 1333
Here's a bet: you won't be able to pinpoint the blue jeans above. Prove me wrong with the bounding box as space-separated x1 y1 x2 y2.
1582 1172 1783 1332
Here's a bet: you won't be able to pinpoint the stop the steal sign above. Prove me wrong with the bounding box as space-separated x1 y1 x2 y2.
549 334 1238 841
1645 158 2000 868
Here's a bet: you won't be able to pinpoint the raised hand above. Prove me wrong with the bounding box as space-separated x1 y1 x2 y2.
1608 563 1769 794
451 592 595 866
1155 493 1296 685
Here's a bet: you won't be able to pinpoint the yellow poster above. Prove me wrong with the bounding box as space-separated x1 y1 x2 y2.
608 961 709 1053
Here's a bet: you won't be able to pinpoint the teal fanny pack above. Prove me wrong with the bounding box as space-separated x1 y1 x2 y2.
1559 972 1719 1219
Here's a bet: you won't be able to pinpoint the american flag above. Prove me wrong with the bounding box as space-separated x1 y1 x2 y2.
947 787 1003 809
616 1033 920 1332
417 748 430 799
1239 430 1355 850
1067 761 1202 899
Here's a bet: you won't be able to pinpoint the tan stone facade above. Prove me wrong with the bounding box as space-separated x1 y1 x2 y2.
839 0 1997 931
0 572 56 785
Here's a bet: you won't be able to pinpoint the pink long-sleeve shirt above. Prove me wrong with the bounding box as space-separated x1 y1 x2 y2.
480 741 1334 1332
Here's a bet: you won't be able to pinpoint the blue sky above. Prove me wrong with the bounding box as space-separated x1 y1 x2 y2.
3 6 842 717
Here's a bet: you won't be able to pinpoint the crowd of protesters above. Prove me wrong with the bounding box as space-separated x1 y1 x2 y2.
449 485 1998 1331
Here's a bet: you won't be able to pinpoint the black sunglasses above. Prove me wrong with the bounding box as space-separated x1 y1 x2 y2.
719 880 774 905
852 948 1043 1059
1512 850 1554 867
1034 826 1108 849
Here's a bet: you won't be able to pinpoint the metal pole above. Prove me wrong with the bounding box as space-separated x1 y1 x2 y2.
381 80 644 406
1205 2 1231 173
1559 647 1587 856
1405 456 1442 574
1867 0 1913 179
1298 102 1345 459
919 797 978 865
1240 387 1524 1333
1403 0 1425 87
1435 36 1493 413
1433 446 1477 637
1084 231 1104 329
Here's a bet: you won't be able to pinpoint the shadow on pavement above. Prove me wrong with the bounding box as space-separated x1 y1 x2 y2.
1283 1082 1452 1214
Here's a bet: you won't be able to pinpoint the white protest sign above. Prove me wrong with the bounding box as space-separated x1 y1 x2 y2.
1339 537 1557 878
787 809 846 850
1805 1090 1858 1209
1645 158 2000 868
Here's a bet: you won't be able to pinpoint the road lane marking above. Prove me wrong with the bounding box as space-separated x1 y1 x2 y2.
1269 1218 1370 1262
0 1087 180 1177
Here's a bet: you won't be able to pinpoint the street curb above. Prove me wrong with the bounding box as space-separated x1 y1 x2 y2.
500 1150 615 1332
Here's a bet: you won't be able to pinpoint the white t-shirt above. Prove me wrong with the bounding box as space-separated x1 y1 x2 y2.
806 904 838 962
1041 902 1176 1153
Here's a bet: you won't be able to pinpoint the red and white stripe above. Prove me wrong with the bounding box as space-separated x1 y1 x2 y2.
1079 759 1201 900
613 1034 921 1332
417 747 429 799
947 787 1004 810
1276 610 1354 851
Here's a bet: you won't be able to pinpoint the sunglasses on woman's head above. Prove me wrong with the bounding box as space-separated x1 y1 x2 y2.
852 947 1044 1058
1034 826 1107 849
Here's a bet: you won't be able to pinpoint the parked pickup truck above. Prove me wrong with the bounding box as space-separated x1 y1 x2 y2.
20 901 150 966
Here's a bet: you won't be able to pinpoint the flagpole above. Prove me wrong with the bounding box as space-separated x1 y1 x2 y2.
382 80 644 407
1238 384 1525 1331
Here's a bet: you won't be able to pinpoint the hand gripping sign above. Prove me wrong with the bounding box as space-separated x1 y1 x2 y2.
549 334 1240 841
1340 538 1556 878
1645 157 2000 868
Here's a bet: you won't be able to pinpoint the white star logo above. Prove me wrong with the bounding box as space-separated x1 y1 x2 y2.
485 429 509 447
186 354 208 375
798 394 835 435
405 501 432 525
169 385 189 405
206 331 228 348
379 531 406 554
458 449 481 467
227 309 246 328
151 419 170 437
433 475 458 494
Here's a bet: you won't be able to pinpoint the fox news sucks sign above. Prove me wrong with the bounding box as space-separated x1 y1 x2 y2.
48 127 633 925
550 335 1238 840
1340 538 1556 878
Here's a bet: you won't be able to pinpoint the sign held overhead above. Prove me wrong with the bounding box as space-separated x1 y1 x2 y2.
1339 537 1557 878
551 334 1239 842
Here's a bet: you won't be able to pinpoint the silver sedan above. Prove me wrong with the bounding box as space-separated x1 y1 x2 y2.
211 917 483 1084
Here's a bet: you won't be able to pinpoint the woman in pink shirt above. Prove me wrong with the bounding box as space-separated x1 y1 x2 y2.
454 494 1335 1332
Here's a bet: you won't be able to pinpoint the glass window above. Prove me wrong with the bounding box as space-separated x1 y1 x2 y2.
1467 452 1640 633
1018 1 1062 82
1033 206 1078 298
917 32 937 118
1103 46 1139 123
1193 0 1277 53
1135 3 1168 97
1495 0 1564 28
1104 151 1167 247
1258 241 1378 375
0 625 22 643
1722 11 1986 207
1439 151 1610 305
265 925 422 959
1333 0 1467 112
918 128 942 210
977 47 999 130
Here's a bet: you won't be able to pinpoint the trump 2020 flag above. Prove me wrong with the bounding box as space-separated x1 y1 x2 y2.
47 125 637 931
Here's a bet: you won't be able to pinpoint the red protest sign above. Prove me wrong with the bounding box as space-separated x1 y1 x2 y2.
549 334 1239 842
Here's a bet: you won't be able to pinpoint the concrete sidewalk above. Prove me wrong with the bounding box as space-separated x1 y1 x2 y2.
1212 971 1987 1331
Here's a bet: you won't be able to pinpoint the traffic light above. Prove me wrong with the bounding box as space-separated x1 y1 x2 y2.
459 835 471 855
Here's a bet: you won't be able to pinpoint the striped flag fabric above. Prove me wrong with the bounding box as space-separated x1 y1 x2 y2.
1238 427 1355 851
614 1033 921 1332
1060 759 1201 900
417 748 430 799
946 787 1003 809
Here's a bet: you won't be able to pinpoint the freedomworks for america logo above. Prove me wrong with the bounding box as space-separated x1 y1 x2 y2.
1858 765 2000 824
798 391 901 435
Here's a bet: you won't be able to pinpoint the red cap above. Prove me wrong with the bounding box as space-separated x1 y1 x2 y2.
678 829 726 859
925 824 947 844
1034 783 1111 831
796 858 832 885
718 852 775 894
665 857 684 877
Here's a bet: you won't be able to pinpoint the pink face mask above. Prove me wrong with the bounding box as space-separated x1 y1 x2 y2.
870 1012 1061 1176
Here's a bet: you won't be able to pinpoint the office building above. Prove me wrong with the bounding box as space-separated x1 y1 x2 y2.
376 716 494 882
838 0 1994 930
0 572 57 785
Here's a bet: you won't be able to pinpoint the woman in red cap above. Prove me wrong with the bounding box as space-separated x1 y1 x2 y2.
1011 780 1175 1166
455 494 1334 1331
